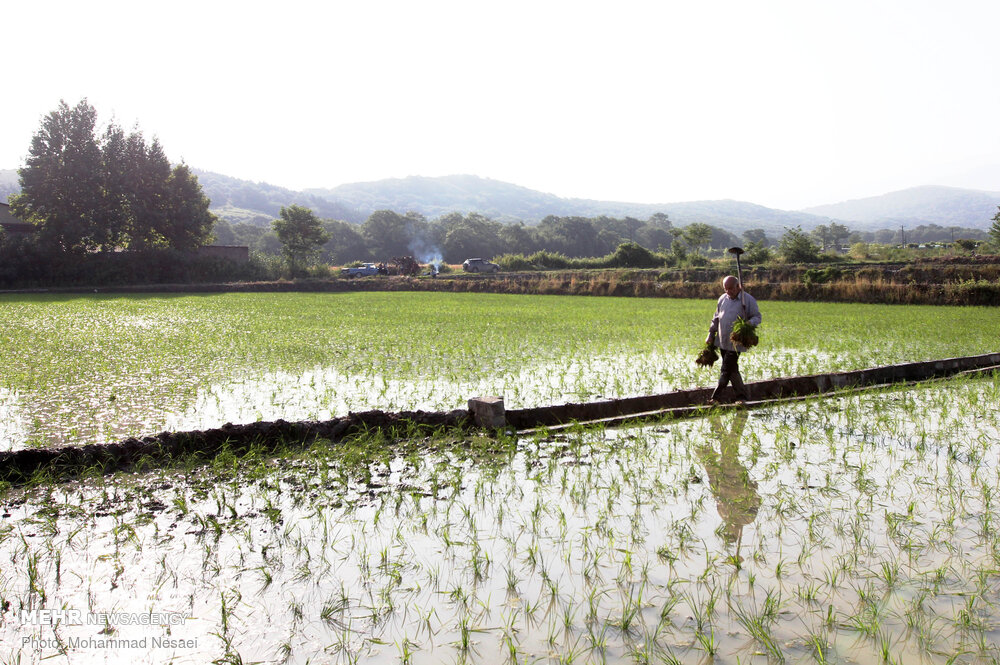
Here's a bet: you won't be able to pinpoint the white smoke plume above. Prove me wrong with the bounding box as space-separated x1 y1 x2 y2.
408 235 443 269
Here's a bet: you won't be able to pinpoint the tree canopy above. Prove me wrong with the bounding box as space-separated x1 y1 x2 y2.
681 222 714 253
272 204 330 275
10 99 215 253
778 226 821 263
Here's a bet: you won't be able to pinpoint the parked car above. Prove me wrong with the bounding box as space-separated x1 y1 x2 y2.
340 262 380 277
462 258 500 273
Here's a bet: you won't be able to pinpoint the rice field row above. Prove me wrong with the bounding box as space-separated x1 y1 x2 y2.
1 291 996 450
2 374 999 664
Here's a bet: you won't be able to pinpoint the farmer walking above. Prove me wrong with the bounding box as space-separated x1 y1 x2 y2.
706 275 761 404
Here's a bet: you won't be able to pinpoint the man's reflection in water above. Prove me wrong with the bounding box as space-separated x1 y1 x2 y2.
695 411 761 562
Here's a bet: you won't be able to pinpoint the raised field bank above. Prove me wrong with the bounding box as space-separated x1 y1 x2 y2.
2 292 998 451
2 291 999 663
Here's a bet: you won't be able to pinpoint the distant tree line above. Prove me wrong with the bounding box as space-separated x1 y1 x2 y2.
215 210 754 266
846 223 988 246
212 205 998 270
4 100 997 287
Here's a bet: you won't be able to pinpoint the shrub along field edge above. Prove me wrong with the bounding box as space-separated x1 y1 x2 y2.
8 272 997 306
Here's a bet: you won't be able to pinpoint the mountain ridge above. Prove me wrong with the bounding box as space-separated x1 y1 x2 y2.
801 185 1000 229
305 174 833 233
3 169 997 234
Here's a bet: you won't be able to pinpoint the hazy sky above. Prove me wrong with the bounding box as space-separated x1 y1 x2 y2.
4 0 999 210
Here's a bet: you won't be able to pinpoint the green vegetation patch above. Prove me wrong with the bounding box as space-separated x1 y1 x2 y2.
2 374 999 662
0 292 996 450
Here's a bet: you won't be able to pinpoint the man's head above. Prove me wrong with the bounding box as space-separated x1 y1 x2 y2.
723 275 741 299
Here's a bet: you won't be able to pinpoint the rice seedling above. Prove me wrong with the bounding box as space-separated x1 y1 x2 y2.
730 316 759 348
2 296 1000 662
2 292 997 450
694 343 719 367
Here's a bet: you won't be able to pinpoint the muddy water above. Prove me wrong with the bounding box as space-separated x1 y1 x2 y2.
2 376 999 663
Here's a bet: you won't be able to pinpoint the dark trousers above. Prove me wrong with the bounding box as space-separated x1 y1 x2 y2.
712 350 747 401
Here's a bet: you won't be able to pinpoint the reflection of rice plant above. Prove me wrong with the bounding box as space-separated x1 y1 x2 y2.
6 373 1000 662
682 588 717 634
615 584 644 634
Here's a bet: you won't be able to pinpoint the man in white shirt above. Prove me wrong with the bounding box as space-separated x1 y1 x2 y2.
705 275 762 404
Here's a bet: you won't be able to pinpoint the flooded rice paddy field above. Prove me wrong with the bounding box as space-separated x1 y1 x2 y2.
3 375 1000 664
0 292 996 450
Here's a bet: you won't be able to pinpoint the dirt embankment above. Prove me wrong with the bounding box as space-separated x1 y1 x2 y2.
4 352 998 485
6 257 1000 305
0 409 469 484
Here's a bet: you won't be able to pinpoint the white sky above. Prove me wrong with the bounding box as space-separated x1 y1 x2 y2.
3 0 999 210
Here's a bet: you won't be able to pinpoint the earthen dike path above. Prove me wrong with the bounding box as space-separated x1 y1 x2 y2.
1 353 997 484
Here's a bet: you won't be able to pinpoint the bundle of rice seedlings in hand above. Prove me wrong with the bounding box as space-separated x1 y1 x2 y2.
695 343 719 366
730 317 759 348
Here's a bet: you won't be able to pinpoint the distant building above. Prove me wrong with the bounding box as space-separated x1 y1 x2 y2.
0 202 34 238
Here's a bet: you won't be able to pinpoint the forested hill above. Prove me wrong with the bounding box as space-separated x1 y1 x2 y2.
802 186 1000 230
306 175 830 233
5 167 830 233
4 167 997 235
191 170 366 224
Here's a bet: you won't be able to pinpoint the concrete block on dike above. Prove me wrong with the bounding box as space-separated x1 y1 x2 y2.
469 396 506 429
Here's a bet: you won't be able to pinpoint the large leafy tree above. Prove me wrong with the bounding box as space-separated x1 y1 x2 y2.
682 222 714 253
99 121 135 249
11 99 215 252
498 222 538 255
127 136 172 249
743 228 768 246
638 213 673 251
536 216 600 257
441 212 502 262
10 100 105 251
638 224 673 251
778 226 821 263
361 210 413 258
272 204 330 275
811 224 833 251
160 163 215 249
829 222 851 250
989 207 1000 248
321 220 368 264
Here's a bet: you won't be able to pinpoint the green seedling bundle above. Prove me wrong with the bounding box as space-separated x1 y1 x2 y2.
730 316 759 348
695 343 719 367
